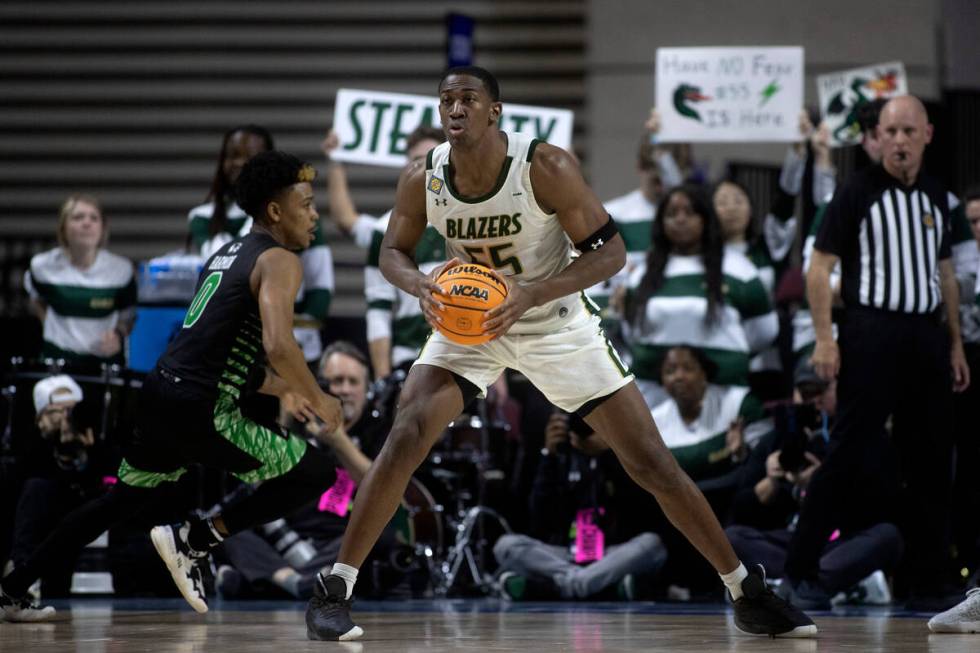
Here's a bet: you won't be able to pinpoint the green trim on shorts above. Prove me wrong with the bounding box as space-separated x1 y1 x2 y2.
603 333 630 377
212 391 308 483
416 329 436 358
579 291 630 377
117 458 187 488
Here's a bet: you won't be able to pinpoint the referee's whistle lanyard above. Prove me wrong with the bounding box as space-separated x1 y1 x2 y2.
819 411 830 443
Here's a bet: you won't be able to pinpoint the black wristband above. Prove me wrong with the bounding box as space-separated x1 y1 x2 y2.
574 216 619 253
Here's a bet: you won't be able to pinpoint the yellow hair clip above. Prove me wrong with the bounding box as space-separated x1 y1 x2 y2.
296 164 316 183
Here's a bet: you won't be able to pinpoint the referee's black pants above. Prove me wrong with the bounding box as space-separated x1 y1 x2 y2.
784 307 954 595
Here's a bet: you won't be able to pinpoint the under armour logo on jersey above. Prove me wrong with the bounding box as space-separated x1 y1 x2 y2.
434 198 448 206
591 239 603 250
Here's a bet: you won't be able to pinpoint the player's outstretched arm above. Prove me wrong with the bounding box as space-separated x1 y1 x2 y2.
380 158 456 329
253 247 342 430
483 143 626 337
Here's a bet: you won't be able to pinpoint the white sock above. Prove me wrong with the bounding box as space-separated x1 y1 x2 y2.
330 562 359 599
720 562 749 600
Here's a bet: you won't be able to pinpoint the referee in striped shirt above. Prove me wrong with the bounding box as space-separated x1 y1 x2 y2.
784 96 970 608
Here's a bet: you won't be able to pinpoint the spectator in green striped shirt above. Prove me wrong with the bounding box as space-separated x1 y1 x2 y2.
653 345 768 484
24 194 136 366
625 186 779 409
187 125 274 257
713 113 836 401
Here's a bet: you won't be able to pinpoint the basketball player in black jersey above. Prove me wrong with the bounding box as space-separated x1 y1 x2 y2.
0 151 343 622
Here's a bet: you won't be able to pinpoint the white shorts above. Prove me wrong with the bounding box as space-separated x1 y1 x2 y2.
414 309 634 413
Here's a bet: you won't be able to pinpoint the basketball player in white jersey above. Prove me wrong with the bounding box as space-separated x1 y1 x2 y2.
306 67 816 641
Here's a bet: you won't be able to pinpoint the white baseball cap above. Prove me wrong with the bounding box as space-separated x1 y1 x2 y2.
33 374 84 415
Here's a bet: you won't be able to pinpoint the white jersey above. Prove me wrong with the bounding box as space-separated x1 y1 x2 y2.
424 132 583 334
24 248 136 359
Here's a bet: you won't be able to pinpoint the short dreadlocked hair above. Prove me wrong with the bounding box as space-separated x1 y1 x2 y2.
234 150 316 223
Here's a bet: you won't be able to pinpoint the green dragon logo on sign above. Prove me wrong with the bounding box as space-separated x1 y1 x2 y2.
672 84 712 122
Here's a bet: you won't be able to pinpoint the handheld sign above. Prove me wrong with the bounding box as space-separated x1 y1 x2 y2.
655 47 804 142
332 88 574 167
816 62 908 147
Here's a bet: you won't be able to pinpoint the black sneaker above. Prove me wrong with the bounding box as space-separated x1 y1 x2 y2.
0 582 55 622
732 566 818 638
150 523 209 613
306 573 363 641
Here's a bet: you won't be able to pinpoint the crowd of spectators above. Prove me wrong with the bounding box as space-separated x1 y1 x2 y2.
2 95 978 618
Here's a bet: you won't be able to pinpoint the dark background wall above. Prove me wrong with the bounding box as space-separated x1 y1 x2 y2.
1 0 977 322
0 1 587 317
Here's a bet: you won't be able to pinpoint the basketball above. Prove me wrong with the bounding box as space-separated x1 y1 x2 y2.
433 263 508 345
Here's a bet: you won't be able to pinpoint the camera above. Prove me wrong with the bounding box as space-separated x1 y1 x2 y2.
770 402 819 473
38 400 98 469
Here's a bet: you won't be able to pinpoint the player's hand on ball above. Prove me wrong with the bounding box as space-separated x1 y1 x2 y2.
281 391 318 424
418 257 459 329
482 279 535 340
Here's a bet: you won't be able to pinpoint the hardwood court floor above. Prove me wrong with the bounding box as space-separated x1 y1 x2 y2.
2 599 978 653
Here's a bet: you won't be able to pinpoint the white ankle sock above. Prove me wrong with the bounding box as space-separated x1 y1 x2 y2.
331 563 359 599
721 562 749 600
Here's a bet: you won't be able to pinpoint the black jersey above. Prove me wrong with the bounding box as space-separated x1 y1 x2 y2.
157 232 283 399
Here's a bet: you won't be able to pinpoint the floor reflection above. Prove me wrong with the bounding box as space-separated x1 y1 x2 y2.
0 599 974 653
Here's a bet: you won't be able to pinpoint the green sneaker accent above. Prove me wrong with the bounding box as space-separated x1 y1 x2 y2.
500 572 527 601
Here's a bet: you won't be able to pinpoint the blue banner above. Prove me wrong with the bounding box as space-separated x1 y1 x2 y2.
446 13 475 68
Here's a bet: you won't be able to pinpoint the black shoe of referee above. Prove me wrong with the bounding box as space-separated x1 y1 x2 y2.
305 573 364 641
732 565 818 638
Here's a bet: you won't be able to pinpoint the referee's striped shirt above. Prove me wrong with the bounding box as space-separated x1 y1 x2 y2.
815 165 951 314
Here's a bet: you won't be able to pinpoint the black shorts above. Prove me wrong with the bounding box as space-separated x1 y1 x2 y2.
116 369 309 488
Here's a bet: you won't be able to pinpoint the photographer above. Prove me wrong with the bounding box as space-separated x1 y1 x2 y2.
493 409 667 601
725 360 903 609
215 342 399 599
5 375 112 598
